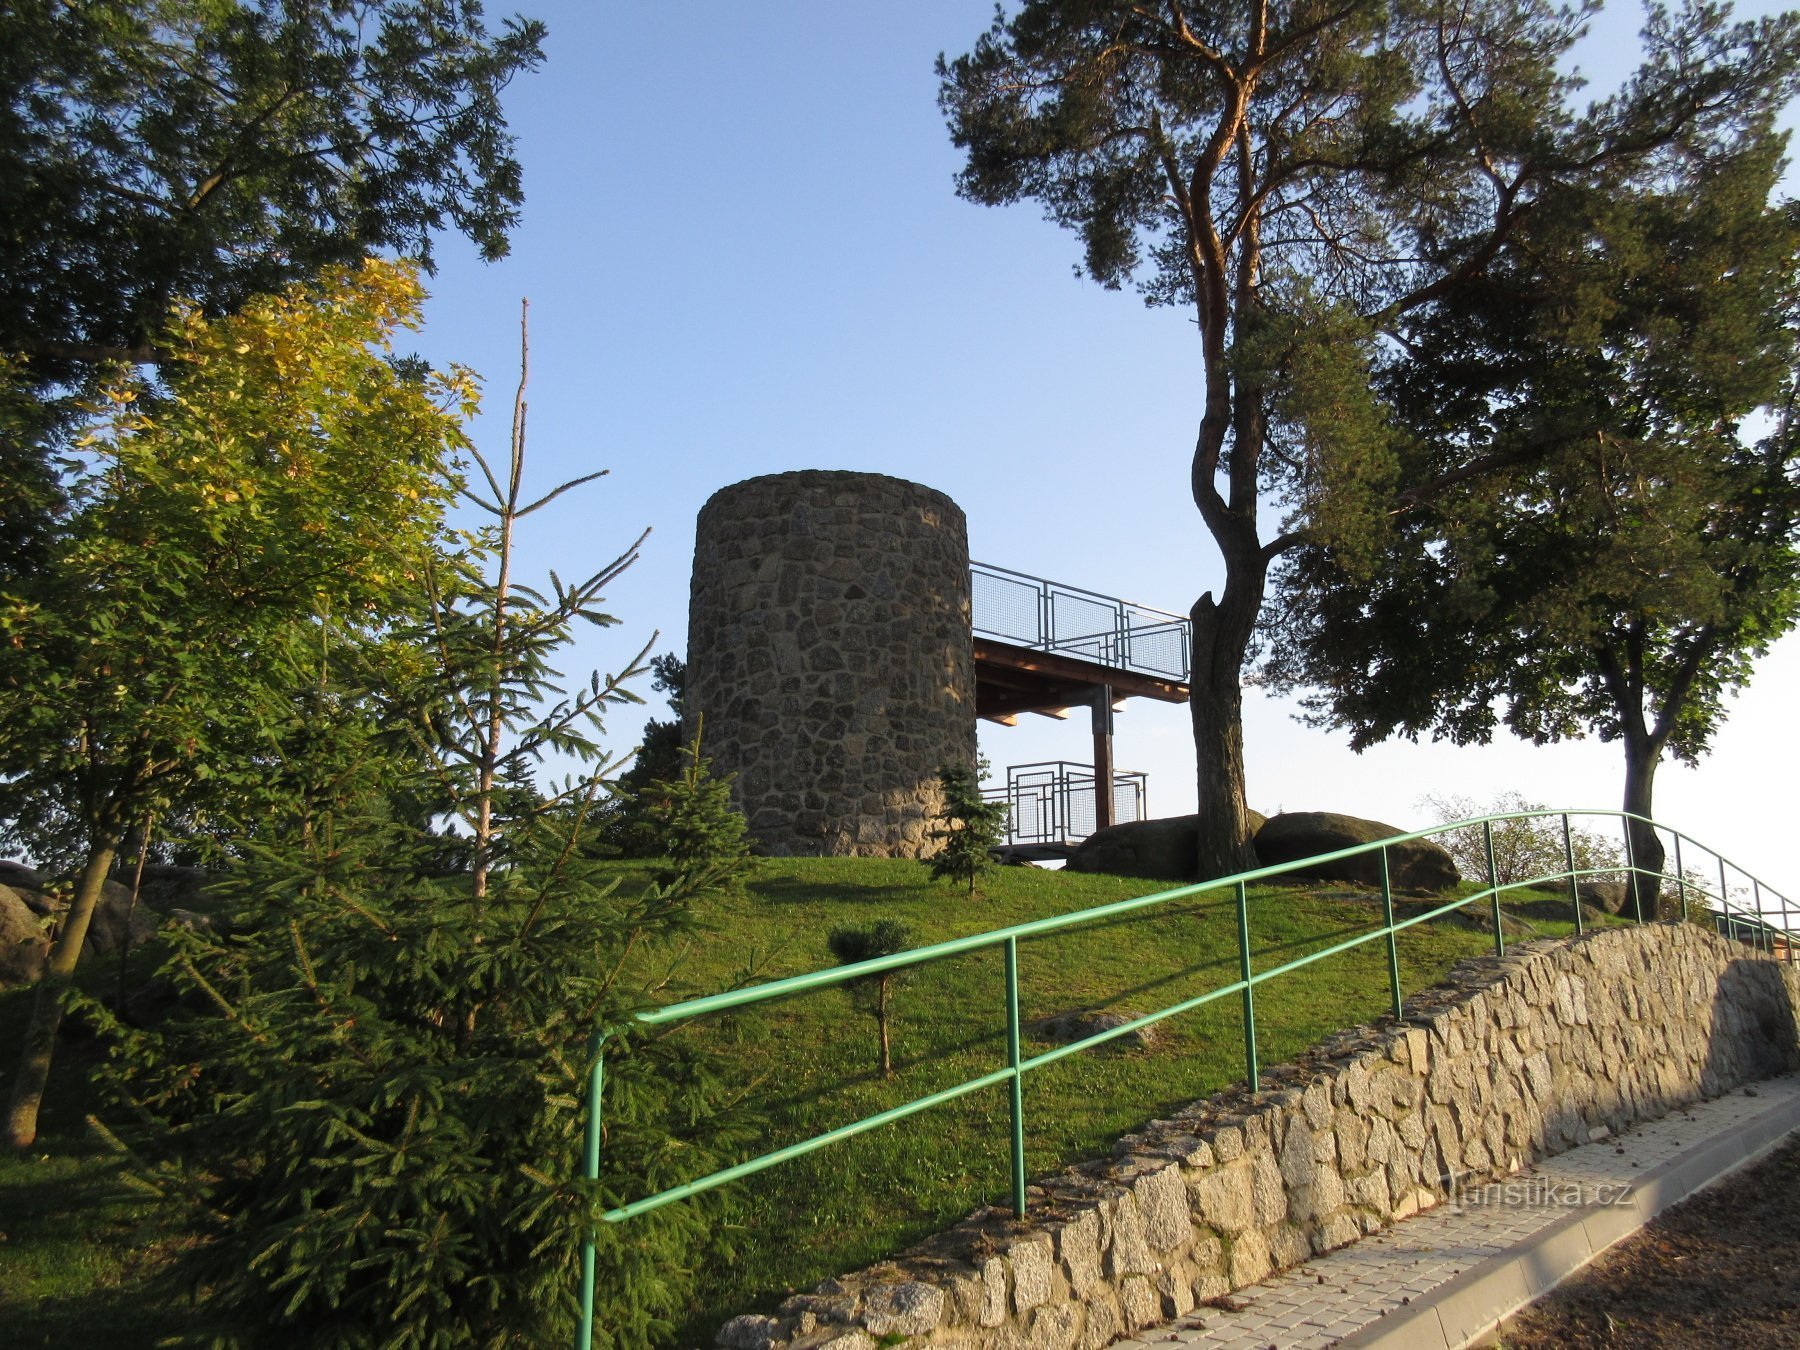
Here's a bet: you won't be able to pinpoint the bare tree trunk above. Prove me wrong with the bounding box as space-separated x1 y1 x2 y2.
1622 736 1667 921
877 979 892 1079
5 840 120 1150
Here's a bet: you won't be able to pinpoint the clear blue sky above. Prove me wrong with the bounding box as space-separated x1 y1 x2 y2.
407 0 1800 884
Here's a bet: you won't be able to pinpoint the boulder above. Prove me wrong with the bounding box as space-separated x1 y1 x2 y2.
138 864 210 910
1034 1008 1164 1052
0 859 46 893
1254 812 1459 894
84 878 161 955
0 864 160 978
1577 880 1631 915
0 884 50 986
1066 811 1268 882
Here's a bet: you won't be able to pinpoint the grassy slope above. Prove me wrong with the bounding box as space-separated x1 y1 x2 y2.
0 858 1586 1342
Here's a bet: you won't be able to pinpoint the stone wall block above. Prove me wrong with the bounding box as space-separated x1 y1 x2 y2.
1056 1209 1103 1296
1079 1294 1121 1350
859 1283 946 1338
1249 1149 1286 1227
1006 1237 1054 1316
1211 1124 1245 1162
1315 1211 1362 1253
1119 1275 1160 1331
1025 1302 1083 1350
1154 1264 1197 1320
1278 1120 1316 1190
1132 1164 1193 1253
977 1256 1008 1328
1103 1194 1159 1279
1191 1160 1253 1235
1227 1227 1273 1286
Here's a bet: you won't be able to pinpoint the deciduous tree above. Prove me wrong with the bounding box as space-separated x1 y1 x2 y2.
0 0 543 381
2 260 468 1149
1264 131 1800 913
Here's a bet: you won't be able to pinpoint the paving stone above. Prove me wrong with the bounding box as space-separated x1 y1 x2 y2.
1134 1076 1800 1349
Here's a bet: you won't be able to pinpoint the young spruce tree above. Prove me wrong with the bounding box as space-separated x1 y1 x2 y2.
926 758 1009 898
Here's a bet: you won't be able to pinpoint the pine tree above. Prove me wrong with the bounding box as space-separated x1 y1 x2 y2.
926 758 1008 898
827 920 913 1078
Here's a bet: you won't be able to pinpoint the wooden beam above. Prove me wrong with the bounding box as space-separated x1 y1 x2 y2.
973 637 1189 706
1092 685 1115 832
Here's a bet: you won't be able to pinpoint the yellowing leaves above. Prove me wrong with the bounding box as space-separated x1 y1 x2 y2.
78 259 473 614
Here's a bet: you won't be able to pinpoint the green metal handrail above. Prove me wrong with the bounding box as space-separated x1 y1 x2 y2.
574 809 1793 1347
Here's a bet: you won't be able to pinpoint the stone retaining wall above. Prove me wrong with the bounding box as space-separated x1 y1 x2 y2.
716 923 1800 1349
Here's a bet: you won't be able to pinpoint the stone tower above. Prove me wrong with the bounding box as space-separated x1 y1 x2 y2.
686 470 976 857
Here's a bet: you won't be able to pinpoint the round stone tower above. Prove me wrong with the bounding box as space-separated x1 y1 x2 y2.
686 470 976 857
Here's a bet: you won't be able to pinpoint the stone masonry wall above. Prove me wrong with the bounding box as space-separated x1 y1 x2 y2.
716 923 1800 1349
687 471 975 858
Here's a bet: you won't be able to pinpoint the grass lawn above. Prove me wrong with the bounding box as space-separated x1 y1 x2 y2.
0 857 1595 1344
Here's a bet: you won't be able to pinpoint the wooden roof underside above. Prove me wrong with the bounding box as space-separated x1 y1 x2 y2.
974 637 1190 724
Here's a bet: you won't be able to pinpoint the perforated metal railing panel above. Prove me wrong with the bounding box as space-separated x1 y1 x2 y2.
971 562 1190 683
971 566 1041 647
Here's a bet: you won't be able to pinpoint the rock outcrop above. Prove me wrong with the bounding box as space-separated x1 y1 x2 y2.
1255 812 1459 894
1066 812 1268 882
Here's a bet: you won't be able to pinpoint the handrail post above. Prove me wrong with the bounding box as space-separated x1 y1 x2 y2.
577 1032 607 1350
1484 820 1504 957
1623 818 1645 924
1235 881 1259 1091
1004 936 1027 1219
1562 814 1582 936
1380 846 1403 1021
1753 880 1768 955
1674 834 1688 923
1720 856 1731 940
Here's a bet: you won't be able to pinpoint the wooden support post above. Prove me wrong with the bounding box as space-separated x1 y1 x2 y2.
1092 684 1115 832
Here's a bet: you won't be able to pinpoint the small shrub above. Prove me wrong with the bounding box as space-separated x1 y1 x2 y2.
827 920 912 1078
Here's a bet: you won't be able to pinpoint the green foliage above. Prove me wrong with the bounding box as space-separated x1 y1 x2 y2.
925 759 1007 898
85 813 747 1348
826 919 912 968
2 261 470 1148
938 0 1800 877
629 731 754 900
14 855 1587 1345
827 920 912 1078
596 655 701 859
68 322 752 1344
0 260 467 859
0 0 545 383
1264 130 1800 897
1417 793 1622 890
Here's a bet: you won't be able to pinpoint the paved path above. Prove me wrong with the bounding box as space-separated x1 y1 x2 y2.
1115 1074 1800 1350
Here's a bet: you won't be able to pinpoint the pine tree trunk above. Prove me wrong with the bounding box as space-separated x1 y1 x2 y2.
5 840 119 1150
1622 738 1667 921
1189 572 1265 881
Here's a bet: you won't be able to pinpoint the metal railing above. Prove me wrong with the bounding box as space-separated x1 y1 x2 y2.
971 560 1191 682
981 760 1148 846
575 809 1794 1346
